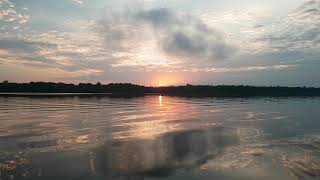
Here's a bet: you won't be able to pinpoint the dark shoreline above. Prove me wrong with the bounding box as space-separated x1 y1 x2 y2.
1 82 320 97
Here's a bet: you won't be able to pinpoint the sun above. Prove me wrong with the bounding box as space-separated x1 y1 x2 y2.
155 74 181 87
158 83 167 87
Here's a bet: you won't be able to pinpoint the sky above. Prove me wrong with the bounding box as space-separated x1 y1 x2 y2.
0 0 319 86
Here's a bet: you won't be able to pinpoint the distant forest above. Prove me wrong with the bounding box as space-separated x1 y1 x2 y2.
1 81 320 97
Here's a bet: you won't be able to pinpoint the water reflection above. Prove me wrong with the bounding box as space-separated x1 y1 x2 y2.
111 96 211 140
95 126 239 179
159 95 163 107
0 96 320 179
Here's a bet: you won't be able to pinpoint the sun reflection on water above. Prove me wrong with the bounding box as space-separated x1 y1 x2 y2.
111 96 204 140
159 95 163 107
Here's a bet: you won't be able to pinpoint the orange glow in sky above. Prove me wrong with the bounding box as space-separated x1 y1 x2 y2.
154 74 182 87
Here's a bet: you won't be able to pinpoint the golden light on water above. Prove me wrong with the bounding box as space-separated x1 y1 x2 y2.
159 95 163 107
112 96 195 140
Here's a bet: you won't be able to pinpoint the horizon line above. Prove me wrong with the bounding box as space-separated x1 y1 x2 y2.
1 81 320 89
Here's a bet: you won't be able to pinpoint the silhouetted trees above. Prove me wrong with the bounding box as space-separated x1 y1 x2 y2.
0 81 320 97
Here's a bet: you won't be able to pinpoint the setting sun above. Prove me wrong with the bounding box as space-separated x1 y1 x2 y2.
0 0 319 179
155 74 182 87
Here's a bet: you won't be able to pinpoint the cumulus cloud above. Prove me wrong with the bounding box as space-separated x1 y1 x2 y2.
97 7 236 64
138 8 236 61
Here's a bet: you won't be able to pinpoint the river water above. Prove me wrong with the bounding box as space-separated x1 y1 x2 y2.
0 95 320 180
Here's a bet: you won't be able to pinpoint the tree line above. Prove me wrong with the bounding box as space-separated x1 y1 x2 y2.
1 81 320 97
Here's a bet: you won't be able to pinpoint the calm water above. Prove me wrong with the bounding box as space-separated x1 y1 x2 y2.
0 95 320 180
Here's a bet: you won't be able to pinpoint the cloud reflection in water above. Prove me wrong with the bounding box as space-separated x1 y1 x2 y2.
94 126 239 179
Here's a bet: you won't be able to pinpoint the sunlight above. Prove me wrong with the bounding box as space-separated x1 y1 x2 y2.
111 96 195 140
159 95 163 107
152 72 185 87
157 78 176 87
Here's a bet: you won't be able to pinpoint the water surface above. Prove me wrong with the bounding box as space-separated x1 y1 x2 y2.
0 96 320 179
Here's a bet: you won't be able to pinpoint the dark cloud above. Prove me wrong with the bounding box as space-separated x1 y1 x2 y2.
136 8 236 62
162 30 235 61
164 32 208 56
135 8 177 27
98 7 236 63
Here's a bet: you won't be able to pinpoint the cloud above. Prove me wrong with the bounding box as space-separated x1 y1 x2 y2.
0 39 56 52
177 64 298 73
70 0 84 5
0 0 29 24
0 39 61 66
135 8 176 27
137 8 236 61
0 28 112 77
254 0 320 52
97 7 236 65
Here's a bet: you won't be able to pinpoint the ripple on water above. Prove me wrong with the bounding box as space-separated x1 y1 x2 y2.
0 96 320 179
